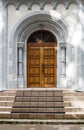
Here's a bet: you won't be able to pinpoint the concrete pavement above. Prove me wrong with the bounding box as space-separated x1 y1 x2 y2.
0 124 84 130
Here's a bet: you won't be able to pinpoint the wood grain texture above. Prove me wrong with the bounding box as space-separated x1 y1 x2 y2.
27 43 57 87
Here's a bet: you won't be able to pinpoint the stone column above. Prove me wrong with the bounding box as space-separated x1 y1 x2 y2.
60 43 66 88
61 47 66 75
60 43 66 76
17 42 24 88
18 48 23 76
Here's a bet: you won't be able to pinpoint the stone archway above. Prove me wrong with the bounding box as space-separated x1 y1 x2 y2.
10 11 68 88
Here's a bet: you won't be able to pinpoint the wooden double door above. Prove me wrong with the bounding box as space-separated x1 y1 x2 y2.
27 43 57 87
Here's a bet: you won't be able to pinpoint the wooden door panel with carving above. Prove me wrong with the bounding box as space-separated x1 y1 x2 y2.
28 47 41 87
28 46 56 87
43 47 56 87
27 30 57 87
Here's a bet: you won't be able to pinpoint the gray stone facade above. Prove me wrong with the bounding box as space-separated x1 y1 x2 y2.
0 0 84 90
0 1 2 90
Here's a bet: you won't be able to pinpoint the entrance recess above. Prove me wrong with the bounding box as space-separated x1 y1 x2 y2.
27 30 57 87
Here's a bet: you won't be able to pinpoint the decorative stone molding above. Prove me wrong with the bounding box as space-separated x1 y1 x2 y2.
17 42 24 47
9 11 69 88
60 43 66 48
17 42 24 77
3 0 83 10
60 43 66 76
13 11 68 43
19 21 65 43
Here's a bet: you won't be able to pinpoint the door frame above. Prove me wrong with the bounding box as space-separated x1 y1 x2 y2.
27 30 57 88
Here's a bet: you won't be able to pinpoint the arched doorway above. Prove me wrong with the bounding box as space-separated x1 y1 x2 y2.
27 30 57 88
11 11 68 89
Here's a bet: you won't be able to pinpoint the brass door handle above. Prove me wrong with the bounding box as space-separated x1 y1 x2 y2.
42 64 45 72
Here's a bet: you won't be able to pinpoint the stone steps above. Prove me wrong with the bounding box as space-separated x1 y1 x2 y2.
12 107 64 113
14 101 71 107
0 101 14 106
0 107 12 112
0 96 15 101
63 96 84 101
12 107 84 113
11 113 84 119
12 90 64 116
16 91 63 97
0 89 83 120
0 93 16 96
15 97 63 102
63 93 84 96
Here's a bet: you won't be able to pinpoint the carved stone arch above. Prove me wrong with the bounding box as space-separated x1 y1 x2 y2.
10 11 69 88
5 3 16 9
19 22 64 43
5 2 27 10
31 2 40 8
4 1 29 10
30 2 41 9
55 2 65 10
3 0 83 10
43 2 53 9
43 2 53 6
17 3 28 10
10 11 68 48
15 12 68 42
67 2 78 9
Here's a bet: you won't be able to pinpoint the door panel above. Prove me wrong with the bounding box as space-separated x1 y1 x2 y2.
28 46 56 87
28 47 41 87
43 47 56 87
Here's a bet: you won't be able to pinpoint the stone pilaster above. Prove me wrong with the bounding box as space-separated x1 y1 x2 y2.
0 1 3 90
17 42 24 88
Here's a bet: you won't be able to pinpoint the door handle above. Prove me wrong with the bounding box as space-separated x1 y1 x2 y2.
42 64 45 72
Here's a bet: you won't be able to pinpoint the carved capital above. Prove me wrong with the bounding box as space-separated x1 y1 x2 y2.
17 42 24 48
60 43 66 48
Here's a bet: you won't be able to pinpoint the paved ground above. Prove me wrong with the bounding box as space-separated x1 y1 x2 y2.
0 124 84 130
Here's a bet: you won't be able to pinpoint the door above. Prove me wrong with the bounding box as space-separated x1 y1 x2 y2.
27 30 57 87
43 47 56 87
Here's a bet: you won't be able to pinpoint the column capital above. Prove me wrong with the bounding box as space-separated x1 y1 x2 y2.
59 43 66 48
17 42 24 48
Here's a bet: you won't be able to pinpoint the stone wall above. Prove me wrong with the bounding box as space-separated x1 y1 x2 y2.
1 0 84 89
